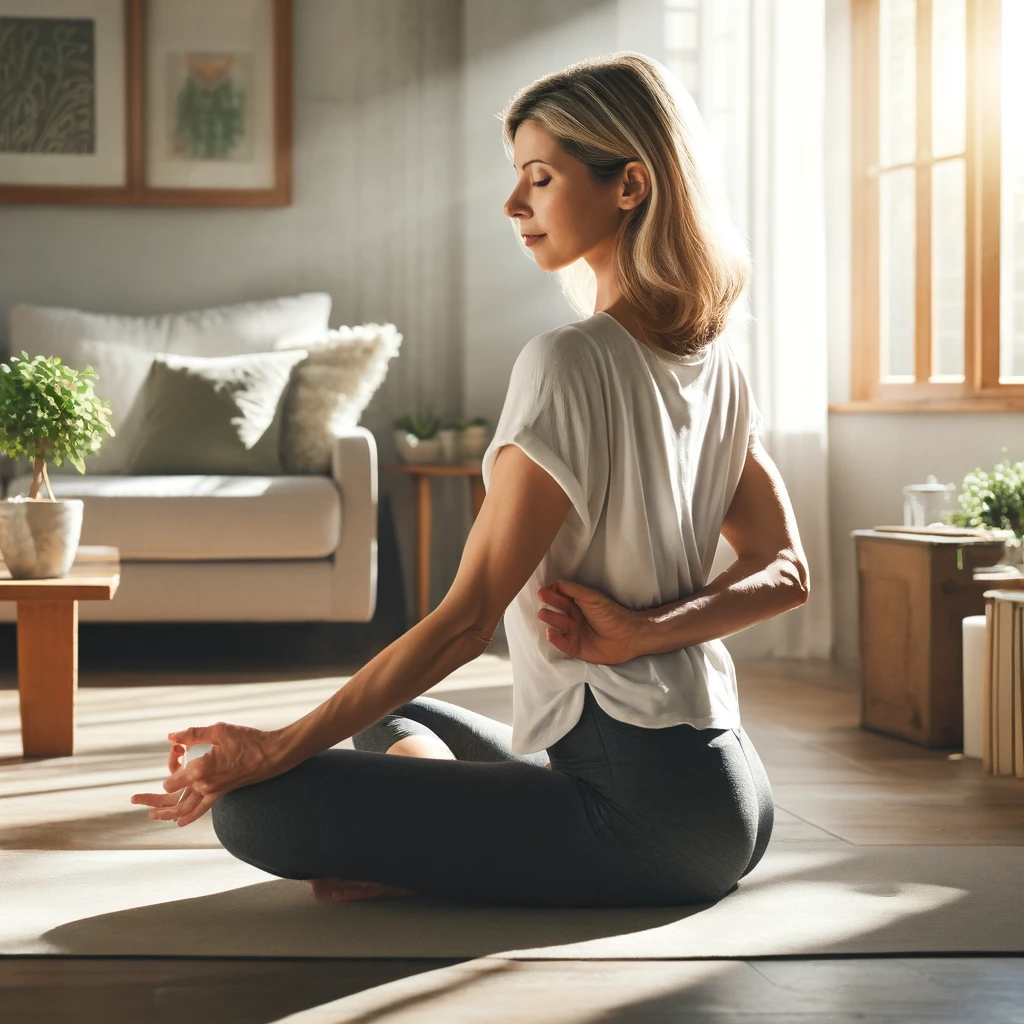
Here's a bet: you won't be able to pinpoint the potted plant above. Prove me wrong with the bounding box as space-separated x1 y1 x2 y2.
393 413 443 465
437 419 463 464
0 352 114 579
460 416 490 465
948 458 1024 564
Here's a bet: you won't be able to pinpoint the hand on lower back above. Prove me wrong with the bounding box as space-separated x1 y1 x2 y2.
536 581 638 665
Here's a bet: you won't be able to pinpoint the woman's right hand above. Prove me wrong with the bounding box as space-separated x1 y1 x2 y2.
537 581 638 665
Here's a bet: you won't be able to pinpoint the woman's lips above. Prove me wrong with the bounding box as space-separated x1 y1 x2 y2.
523 234 546 247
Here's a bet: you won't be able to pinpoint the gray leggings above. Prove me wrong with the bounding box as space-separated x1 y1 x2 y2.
211 682 774 907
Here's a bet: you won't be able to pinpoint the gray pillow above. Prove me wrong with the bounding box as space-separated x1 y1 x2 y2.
127 349 308 475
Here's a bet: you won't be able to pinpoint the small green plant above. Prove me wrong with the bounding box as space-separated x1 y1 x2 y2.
948 459 1024 545
393 413 442 440
0 352 114 500
454 417 488 430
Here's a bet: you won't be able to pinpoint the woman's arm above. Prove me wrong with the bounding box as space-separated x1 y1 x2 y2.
538 437 809 662
274 443 573 763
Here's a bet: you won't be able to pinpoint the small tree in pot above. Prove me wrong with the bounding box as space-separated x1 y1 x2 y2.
0 352 114 578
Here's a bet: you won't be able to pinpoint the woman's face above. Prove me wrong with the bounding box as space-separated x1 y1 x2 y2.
503 120 648 272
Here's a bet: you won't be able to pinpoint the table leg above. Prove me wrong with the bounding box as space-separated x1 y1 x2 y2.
17 599 78 757
416 475 432 622
470 476 485 520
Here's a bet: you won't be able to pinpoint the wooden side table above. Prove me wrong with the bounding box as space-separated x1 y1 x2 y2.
853 529 1024 747
1 545 120 757
380 463 485 622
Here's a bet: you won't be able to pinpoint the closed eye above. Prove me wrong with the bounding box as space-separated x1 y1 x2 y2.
533 177 551 187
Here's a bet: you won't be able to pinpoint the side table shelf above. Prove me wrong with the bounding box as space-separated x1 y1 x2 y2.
380 463 484 623
853 529 1024 748
0 545 121 757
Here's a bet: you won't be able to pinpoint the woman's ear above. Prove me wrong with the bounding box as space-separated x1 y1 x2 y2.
619 161 650 209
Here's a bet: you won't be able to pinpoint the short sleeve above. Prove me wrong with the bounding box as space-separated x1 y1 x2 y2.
481 329 604 535
734 355 763 445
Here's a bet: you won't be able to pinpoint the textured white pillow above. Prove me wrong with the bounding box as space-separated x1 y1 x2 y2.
274 323 402 474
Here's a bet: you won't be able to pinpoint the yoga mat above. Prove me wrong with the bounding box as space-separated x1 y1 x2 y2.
2 843 1021 959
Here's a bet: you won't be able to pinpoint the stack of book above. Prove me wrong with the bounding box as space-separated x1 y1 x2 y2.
983 589 1024 778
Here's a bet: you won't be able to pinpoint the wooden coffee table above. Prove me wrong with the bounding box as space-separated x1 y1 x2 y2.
1 545 120 757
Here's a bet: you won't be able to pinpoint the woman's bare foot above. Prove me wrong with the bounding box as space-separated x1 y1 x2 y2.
309 877 417 902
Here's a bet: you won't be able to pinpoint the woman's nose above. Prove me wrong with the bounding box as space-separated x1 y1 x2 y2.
504 186 528 219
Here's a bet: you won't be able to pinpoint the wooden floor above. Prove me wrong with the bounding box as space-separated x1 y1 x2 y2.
1 632 1022 1023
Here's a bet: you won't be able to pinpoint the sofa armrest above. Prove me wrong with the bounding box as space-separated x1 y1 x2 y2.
330 426 378 621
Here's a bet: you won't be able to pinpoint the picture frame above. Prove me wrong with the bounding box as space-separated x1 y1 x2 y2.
0 0 292 207
0 0 134 204
136 0 292 206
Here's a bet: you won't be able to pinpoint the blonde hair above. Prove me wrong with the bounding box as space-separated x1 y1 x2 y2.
499 51 751 357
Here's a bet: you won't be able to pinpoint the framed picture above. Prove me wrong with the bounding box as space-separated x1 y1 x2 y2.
0 0 292 207
0 0 132 203
137 0 292 205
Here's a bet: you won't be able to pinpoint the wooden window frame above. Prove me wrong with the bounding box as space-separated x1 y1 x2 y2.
838 0 1019 413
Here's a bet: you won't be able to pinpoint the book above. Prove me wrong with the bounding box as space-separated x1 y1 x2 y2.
1016 604 1024 779
983 600 993 773
997 599 1014 775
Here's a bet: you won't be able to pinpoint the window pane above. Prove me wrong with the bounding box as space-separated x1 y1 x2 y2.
880 0 917 168
932 0 966 158
932 158 965 378
880 167 917 378
1001 0 1024 380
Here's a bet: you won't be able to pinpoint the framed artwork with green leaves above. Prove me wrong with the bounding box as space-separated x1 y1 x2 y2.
0 0 292 207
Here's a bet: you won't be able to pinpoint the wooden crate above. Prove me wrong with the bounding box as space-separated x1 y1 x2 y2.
852 530 1024 747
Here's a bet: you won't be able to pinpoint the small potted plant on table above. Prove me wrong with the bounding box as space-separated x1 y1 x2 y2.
948 458 1024 564
459 416 490 466
394 413 443 465
0 352 113 579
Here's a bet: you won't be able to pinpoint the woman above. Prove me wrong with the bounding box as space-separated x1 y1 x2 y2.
131 52 809 909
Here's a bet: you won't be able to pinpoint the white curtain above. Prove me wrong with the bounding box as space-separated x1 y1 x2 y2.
700 0 835 660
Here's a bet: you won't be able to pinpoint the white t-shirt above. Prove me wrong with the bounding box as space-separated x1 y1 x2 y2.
480 310 763 754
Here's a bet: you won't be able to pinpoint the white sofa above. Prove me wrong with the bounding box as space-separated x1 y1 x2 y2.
0 295 380 624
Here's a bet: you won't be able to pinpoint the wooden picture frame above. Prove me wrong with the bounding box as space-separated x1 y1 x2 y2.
0 0 292 207
0 0 135 205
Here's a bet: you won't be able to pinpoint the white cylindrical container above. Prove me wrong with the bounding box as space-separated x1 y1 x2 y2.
962 614 987 759
0 497 84 579
438 428 460 464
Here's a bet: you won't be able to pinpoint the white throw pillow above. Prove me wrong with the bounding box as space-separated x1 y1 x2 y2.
7 293 332 366
76 340 160 474
274 322 402 474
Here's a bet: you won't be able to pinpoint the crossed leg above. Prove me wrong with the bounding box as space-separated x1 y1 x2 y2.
308 698 550 903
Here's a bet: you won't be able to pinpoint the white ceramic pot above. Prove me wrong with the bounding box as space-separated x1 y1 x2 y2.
0 497 84 579
437 428 461 464
394 430 442 465
461 425 489 461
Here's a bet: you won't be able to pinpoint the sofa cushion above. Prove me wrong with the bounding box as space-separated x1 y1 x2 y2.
5 474 341 561
126 349 308 475
7 293 332 475
74 341 159 474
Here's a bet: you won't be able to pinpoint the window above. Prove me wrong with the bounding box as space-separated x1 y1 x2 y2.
849 0 1024 411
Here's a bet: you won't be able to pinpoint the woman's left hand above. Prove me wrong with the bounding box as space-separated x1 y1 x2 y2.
130 722 292 828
